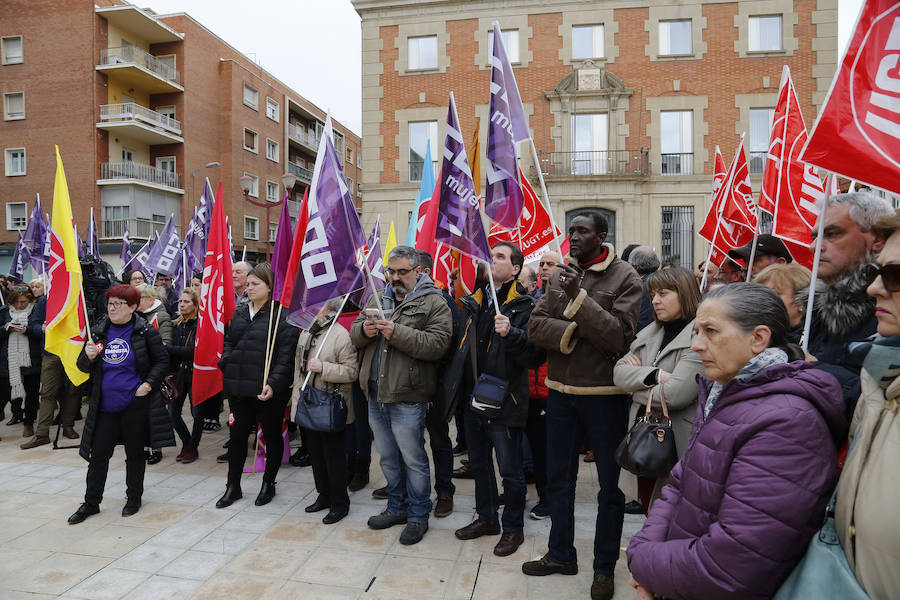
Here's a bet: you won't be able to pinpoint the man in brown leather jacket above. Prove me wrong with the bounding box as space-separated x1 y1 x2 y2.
521 211 642 600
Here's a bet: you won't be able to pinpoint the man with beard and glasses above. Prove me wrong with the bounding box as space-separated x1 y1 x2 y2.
522 211 642 600
350 245 452 546
807 191 893 418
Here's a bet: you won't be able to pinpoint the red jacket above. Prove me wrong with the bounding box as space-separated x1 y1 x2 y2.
529 363 548 400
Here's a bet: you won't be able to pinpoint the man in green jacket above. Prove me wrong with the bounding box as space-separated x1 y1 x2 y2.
350 245 452 546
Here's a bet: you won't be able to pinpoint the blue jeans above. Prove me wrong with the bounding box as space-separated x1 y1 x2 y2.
465 410 526 531
545 390 628 575
368 401 432 523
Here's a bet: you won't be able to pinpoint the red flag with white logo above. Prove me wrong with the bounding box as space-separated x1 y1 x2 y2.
800 0 900 195
698 146 729 242
700 138 757 256
192 182 235 405
487 173 569 263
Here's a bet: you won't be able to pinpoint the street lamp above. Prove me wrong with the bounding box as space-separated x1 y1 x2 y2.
190 161 220 203
241 173 287 263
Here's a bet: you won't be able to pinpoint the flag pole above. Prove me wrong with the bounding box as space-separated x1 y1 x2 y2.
260 301 279 395
483 261 502 317
300 293 350 391
699 213 725 292
361 256 386 320
801 173 831 353
527 139 565 259
77 277 94 344
744 219 760 282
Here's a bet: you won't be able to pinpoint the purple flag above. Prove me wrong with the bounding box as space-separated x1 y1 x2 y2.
436 93 492 262
286 133 367 330
9 232 26 281
128 238 153 279
349 216 386 308
485 22 529 230
198 179 214 256
87 208 100 259
183 207 204 273
145 216 181 277
23 195 48 274
271 191 294 301
74 224 85 259
120 223 132 266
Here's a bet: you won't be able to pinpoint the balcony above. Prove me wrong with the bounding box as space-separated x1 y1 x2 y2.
288 161 313 184
535 150 649 178
96 46 184 94
96 103 183 145
98 161 183 193
95 5 183 44
287 122 321 154
659 153 694 176
101 217 168 241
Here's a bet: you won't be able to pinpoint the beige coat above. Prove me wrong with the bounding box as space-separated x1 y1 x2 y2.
613 319 703 503
290 319 359 425
835 371 900 600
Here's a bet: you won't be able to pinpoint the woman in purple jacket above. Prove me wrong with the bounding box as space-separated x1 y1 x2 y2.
627 283 847 600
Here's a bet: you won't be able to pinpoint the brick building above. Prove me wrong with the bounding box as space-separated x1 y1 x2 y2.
352 0 838 268
0 0 361 271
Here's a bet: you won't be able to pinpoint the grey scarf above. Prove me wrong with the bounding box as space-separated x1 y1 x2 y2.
704 347 789 418
7 303 33 400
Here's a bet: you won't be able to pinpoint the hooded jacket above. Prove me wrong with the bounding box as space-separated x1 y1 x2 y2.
528 244 642 395
627 362 847 600
350 274 452 404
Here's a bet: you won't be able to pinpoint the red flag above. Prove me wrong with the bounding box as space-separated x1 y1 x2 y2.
149 314 159 330
192 182 235 406
698 146 729 242
279 187 309 307
702 138 757 256
487 173 569 262
800 0 900 195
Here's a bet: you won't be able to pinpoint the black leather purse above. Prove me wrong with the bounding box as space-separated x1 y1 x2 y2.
614 385 678 478
295 384 347 433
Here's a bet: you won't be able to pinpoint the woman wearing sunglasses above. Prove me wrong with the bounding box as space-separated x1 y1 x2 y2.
835 210 900 600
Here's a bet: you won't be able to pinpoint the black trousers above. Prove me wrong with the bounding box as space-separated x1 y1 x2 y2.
306 427 349 511
0 372 40 425
525 395 548 501
227 396 286 486
426 404 455 498
85 396 149 506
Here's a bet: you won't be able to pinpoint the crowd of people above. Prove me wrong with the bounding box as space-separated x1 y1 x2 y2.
3 190 897 600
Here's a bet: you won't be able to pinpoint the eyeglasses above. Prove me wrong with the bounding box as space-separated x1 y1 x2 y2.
864 262 900 293
385 267 414 277
107 301 130 308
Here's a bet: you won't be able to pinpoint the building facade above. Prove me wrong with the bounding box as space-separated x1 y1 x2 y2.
353 0 838 268
0 0 361 270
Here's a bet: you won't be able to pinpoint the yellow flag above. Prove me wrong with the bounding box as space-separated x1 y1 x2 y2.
45 147 89 385
383 221 397 266
470 117 482 197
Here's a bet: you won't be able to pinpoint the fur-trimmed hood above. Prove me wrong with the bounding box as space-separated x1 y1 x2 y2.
810 262 876 339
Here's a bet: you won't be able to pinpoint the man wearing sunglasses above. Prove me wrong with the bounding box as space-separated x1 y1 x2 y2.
350 245 453 546
807 191 893 418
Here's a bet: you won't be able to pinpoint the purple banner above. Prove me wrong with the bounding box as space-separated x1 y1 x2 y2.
23 196 48 274
271 192 294 301
145 217 181 277
120 223 132 266
349 216 386 308
435 93 492 262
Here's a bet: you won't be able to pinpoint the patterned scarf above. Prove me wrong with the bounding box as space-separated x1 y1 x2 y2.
850 335 900 390
7 303 33 400
704 347 789 418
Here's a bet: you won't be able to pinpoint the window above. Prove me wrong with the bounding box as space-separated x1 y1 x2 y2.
572 25 604 60
5 148 25 176
488 29 520 63
346 177 354 194
571 114 609 175
749 16 782 51
749 108 775 174
408 121 438 181
243 128 258 153
346 148 353 164
7 202 27 230
357 182 362 197
334 131 345 159
156 105 175 119
266 97 279 121
661 206 694 268
242 172 259 197
3 91 24 120
102 205 129 238
357 153 362 168
660 111 693 175
1 36 23 65
266 138 279 161
122 147 134 162
659 20 692 55
266 181 279 203
408 35 438 70
243 83 258 110
269 223 277 242
156 156 176 174
244 216 259 240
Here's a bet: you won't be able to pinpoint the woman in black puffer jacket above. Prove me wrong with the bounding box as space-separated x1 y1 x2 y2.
167 288 201 464
215 264 299 509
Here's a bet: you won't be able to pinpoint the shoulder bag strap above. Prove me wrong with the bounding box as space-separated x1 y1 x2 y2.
657 384 671 420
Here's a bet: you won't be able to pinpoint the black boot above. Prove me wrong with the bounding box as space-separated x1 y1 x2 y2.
255 480 276 506
348 457 370 492
216 484 242 509
289 447 310 467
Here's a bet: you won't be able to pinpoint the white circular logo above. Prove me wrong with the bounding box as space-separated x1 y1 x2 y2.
104 338 130 365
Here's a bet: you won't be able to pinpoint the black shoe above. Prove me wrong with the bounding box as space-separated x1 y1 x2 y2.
254 481 276 506
289 448 310 467
591 573 615 600
216 452 229 463
452 444 467 456
522 554 578 576
146 450 162 465
367 510 407 530
122 500 141 517
624 500 644 515
399 521 428 545
323 506 349 525
451 463 474 479
222 439 231 448
371 486 388 500
305 497 330 513
68 502 99 525
529 501 550 520
216 484 242 508
348 459 370 492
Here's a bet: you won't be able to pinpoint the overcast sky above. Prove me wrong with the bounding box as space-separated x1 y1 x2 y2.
140 0 865 137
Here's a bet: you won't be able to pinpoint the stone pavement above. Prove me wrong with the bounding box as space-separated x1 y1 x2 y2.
0 416 644 599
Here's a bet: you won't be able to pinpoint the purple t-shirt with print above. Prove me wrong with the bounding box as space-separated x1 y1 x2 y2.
100 322 143 413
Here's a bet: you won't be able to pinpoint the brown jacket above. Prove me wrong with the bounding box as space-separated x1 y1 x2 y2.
528 244 642 395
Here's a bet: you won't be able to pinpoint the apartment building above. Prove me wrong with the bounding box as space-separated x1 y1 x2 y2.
352 0 838 268
0 0 361 269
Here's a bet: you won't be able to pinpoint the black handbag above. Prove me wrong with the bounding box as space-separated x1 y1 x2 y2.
159 374 179 404
295 384 347 433
614 385 678 478
470 373 509 418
